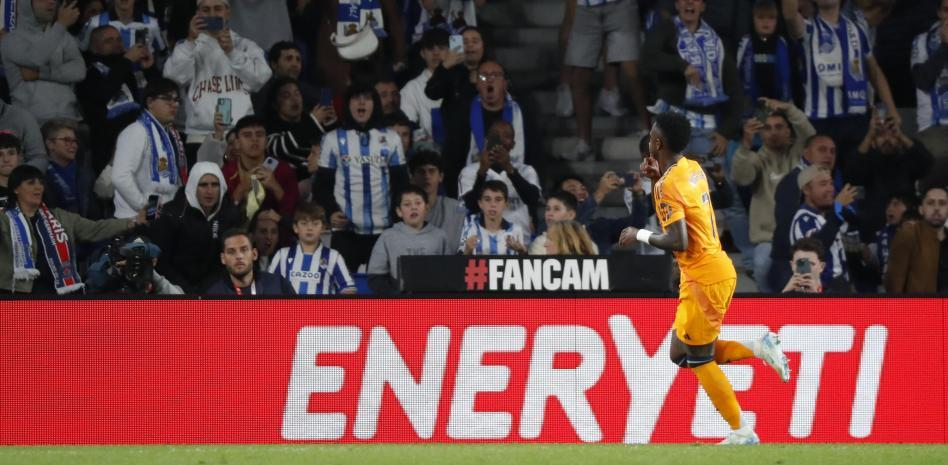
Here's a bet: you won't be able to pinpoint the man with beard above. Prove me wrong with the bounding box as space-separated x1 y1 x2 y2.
886 186 948 293
206 228 295 295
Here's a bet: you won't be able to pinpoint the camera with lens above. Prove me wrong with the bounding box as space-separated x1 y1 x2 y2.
118 241 155 293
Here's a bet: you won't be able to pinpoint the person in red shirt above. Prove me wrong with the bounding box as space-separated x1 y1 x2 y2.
221 115 299 220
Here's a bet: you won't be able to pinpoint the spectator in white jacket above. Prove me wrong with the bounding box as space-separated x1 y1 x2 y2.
111 78 188 219
163 0 271 166
400 28 448 147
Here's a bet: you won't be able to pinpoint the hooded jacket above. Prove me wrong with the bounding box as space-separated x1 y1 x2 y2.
163 27 271 139
149 162 246 293
1 0 86 123
0 101 48 172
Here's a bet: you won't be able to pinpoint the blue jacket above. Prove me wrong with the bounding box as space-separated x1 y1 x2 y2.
205 271 296 296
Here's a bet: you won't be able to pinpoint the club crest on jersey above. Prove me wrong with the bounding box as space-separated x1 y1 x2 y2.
659 202 674 223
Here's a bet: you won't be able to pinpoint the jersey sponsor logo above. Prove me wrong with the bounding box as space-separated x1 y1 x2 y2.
289 270 323 280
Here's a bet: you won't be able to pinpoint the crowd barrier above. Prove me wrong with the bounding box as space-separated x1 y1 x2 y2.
0 297 944 444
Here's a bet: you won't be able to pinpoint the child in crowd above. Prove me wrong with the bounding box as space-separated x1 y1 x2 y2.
459 180 529 255
544 220 597 255
269 202 356 295
367 185 449 293
0 134 22 209
530 191 598 255
736 0 794 108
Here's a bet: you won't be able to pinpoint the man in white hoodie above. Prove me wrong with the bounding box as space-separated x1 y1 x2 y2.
163 0 271 166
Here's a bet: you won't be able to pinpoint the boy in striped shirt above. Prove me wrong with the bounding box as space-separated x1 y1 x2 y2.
460 180 529 256
269 202 356 295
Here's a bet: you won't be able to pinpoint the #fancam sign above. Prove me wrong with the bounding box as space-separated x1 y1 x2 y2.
463 258 610 291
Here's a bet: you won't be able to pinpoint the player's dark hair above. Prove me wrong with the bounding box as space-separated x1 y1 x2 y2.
791 237 825 261
397 185 429 205
654 112 691 154
481 180 509 201
409 150 443 174
547 190 578 212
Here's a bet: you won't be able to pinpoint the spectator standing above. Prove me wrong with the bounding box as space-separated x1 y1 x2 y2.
264 77 336 182
409 150 465 252
735 0 794 106
0 134 23 208
885 186 948 293
1 0 86 124
424 25 485 197
315 83 410 272
368 185 449 294
252 41 321 116
205 228 295 295
867 193 914 286
163 0 271 165
400 28 448 147
43 119 99 219
459 180 530 256
222 115 299 221
111 78 187 219
789 165 857 292
780 237 825 293
563 0 649 160
464 61 526 167
79 0 167 60
911 0 948 159
375 79 402 118
269 202 356 295
0 100 47 172
78 25 160 174
782 0 899 172
149 161 245 293
731 99 815 291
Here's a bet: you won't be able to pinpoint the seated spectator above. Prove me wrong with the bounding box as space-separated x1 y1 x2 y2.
0 134 24 208
252 41 321 116
409 150 465 252
264 77 336 181
0 98 48 172
459 120 540 234
376 79 402 118
385 111 417 159
736 0 794 107
149 161 245 293
782 0 898 173
768 134 838 291
163 0 271 165
459 180 529 256
885 186 948 293
112 78 187 219
85 236 184 295
1 0 86 124
425 26 485 197
911 0 948 159
248 208 281 271
0 165 143 294
464 61 525 167
206 228 295 295
780 237 825 294
846 111 933 242
544 220 597 255
368 185 449 294
641 0 743 159
789 165 857 293
222 115 299 220
79 0 167 61
269 202 356 295
43 119 99 219
78 24 161 174
401 28 448 146
555 172 651 254
731 99 815 291
531 191 598 255
314 83 409 272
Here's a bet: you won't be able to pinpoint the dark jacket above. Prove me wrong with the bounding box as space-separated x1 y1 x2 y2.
265 113 328 180
149 186 246 293
44 161 101 220
205 270 296 295
425 64 478 197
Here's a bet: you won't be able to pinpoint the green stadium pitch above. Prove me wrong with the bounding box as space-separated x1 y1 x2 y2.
1 444 947 465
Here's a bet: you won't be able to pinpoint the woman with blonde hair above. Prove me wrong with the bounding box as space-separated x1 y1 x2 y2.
545 220 597 255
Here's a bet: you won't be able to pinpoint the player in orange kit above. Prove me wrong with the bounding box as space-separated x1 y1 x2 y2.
619 112 791 445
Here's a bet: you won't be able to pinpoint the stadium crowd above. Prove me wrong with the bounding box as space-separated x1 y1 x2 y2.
0 0 946 295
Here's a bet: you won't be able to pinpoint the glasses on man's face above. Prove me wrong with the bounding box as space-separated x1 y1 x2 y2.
156 95 180 104
51 137 79 145
477 72 505 83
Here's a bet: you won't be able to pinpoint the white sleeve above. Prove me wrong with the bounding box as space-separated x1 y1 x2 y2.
163 40 197 86
111 125 148 211
228 38 272 92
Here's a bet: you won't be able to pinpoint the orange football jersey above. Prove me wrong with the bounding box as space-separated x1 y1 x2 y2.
653 158 736 284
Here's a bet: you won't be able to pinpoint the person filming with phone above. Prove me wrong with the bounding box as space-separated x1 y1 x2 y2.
163 0 271 168
781 237 825 294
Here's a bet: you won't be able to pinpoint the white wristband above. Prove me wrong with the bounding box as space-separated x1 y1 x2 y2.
635 229 653 244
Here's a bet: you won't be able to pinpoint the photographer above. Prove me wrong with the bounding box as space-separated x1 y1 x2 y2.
86 236 183 294
781 237 825 294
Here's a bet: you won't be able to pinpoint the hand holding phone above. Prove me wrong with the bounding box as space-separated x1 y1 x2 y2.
145 194 160 222
203 16 225 32
449 34 464 54
262 157 279 172
795 258 812 275
216 97 232 126
135 29 148 46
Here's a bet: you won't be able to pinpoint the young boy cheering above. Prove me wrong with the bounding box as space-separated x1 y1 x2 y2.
459 180 529 256
269 202 356 295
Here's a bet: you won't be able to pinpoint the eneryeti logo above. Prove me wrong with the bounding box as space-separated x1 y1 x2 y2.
465 258 610 291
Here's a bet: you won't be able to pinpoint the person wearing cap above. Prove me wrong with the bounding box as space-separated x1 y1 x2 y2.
0 165 146 294
149 161 245 293
788 164 858 293
163 0 271 166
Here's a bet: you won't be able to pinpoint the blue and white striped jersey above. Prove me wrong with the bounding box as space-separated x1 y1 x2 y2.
577 0 620 6
800 17 872 119
789 204 847 284
319 128 406 235
268 244 355 295
458 213 530 255
79 11 167 55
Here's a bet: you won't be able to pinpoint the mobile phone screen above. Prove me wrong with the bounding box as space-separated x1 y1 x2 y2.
449 34 463 53
145 194 160 221
217 98 232 126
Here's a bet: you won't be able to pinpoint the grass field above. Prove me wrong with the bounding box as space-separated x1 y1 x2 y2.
1 444 947 465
